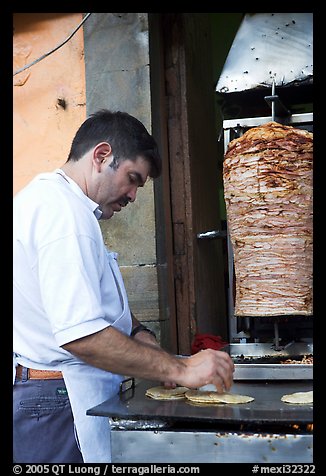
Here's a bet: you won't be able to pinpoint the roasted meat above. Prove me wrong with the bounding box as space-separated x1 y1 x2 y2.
223 121 313 316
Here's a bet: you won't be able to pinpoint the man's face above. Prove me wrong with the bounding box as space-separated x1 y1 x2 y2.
95 155 150 219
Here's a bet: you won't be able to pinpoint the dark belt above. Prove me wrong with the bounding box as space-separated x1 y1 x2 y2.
16 364 63 380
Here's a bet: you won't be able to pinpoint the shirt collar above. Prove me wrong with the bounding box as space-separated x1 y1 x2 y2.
55 168 102 220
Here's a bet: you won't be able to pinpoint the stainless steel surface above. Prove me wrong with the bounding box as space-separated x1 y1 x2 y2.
223 112 313 131
110 430 313 463
109 417 169 430
216 13 313 94
223 342 313 380
88 379 313 425
223 342 313 357
233 363 312 380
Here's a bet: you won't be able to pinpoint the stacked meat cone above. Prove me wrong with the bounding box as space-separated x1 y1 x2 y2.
223 121 313 316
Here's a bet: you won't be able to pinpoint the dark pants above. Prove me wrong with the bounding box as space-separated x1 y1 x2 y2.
13 367 83 463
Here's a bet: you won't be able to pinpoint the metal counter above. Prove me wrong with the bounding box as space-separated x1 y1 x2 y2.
87 379 313 463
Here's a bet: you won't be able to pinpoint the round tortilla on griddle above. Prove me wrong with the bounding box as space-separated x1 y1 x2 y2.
145 386 189 400
185 390 254 404
281 390 313 404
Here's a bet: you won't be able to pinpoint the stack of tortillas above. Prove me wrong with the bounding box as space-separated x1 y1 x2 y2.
145 386 189 400
185 390 254 405
281 390 313 404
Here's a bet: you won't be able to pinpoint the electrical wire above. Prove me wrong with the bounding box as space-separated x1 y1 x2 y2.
13 13 92 76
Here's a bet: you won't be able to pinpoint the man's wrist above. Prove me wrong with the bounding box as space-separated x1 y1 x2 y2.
131 324 157 340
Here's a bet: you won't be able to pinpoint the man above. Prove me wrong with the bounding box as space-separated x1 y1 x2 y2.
13 109 234 463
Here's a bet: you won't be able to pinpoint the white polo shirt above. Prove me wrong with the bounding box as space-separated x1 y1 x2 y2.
13 169 132 372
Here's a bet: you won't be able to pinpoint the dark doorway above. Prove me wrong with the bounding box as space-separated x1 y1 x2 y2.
150 13 243 355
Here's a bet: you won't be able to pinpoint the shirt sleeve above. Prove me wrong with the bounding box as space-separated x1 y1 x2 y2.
37 232 111 346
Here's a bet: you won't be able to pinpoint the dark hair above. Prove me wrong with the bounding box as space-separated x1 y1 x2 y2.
66 109 162 178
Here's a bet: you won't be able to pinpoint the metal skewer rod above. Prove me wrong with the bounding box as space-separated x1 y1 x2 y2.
271 80 275 122
273 318 281 350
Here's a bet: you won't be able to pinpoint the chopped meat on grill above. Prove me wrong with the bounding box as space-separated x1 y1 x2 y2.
281 355 313 365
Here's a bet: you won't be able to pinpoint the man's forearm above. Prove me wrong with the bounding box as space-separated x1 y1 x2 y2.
62 325 235 392
62 326 185 383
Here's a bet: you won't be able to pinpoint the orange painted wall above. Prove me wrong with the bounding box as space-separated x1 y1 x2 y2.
13 13 86 195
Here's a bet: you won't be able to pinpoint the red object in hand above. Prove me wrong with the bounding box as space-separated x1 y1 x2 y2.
191 333 228 354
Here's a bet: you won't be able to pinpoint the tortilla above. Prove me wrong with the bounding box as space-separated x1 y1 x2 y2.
281 390 313 404
145 386 189 400
185 390 254 404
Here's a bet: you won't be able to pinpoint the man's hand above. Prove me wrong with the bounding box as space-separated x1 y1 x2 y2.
178 349 234 393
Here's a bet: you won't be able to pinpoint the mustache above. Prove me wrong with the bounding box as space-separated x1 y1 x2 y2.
120 196 130 206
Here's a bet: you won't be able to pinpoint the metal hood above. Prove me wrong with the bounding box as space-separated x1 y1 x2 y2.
216 13 313 94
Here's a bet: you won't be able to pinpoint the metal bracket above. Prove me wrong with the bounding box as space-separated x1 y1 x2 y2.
196 230 226 240
264 81 291 120
118 378 136 402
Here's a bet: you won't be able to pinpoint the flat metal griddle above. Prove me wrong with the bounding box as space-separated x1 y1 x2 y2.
87 379 313 425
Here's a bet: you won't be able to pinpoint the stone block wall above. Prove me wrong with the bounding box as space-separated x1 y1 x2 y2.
83 13 161 337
